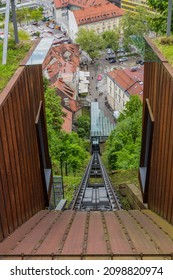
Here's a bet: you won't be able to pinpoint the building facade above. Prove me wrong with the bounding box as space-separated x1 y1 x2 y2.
69 2 124 41
107 66 144 112
53 0 108 33
121 0 149 12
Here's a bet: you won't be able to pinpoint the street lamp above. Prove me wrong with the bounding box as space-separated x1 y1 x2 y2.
166 0 172 36
2 0 19 64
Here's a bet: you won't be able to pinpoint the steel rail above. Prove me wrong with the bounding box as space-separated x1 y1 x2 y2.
70 151 121 211
69 153 94 210
98 153 121 210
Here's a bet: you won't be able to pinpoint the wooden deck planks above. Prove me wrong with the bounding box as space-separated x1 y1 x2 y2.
86 211 107 254
103 212 134 254
0 210 48 253
130 210 173 253
0 210 173 258
142 210 173 240
61 211 87 255
117 210 159 254
11 211 58 254
36 210 75 254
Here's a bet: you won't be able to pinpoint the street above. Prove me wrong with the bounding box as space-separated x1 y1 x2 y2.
82 51 139 125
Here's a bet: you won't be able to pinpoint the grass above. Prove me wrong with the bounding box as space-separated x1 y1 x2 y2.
0 34 31 92
154 36 173 66
109 169 139 189
81 107 90 116
64 175 82 207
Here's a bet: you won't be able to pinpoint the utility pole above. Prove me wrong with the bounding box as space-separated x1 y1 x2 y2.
2 0 19 65
166 0 172 36
11 0 19 44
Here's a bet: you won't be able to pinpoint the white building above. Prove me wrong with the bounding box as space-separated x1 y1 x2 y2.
107 66 144 113
53 0 107 33
69 2 124 41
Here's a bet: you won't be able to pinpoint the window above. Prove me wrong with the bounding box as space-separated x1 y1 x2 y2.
139 99 154 202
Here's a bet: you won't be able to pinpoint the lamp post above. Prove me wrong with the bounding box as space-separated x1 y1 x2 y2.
166 0 172 36
2 0 19 64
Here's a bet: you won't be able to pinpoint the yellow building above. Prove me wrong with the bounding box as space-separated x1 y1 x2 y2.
121 0 149 13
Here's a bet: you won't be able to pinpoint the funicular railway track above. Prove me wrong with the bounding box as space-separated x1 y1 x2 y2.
69 151 121 211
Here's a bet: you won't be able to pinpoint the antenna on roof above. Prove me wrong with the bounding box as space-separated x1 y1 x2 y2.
2 0 19 65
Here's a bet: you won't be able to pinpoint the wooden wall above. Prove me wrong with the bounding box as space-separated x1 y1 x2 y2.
140 37 173 224
0 64 51 241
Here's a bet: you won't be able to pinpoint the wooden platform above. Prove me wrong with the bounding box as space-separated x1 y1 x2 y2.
0 209 173 260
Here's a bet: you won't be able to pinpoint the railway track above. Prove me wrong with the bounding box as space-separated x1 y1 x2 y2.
69 152 121 211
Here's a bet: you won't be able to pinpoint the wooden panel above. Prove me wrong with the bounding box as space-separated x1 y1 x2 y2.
0 64 51 240
0 109 16 232
0 171 9 240
140 37 173 224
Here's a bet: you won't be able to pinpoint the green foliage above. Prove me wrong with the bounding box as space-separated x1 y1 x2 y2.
121 7 151 54
0 40 31 92
45 87 64 131
105 96 142 170
154 36 173 66
76 28 104 60
147 0 173 34
76 115 90 139
101 30 120 52
16 7 43 25
18 29 30 41
30 9 43 22
44 85 90 175
63 175 82 207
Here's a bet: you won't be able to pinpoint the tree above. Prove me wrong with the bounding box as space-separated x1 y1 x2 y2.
76 29 104 60
105 96 142 170
76 115 90 139
30 9 43 22
121 7 151 54
101 30 120 52
45 87 64 132
67 143 86 176
147 0 173 34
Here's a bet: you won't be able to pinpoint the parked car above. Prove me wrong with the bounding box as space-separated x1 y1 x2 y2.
117 48 125 53
97 74 102 81
107 48 114 54
109 58 116 63
130 66 138 72
136 59 144 65
119 57 128 62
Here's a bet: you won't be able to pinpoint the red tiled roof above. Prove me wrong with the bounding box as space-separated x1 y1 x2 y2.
69 99 82 112
53 0 107 9
52 78 76 99
43 44 79 81
108 66 144 100
62 107 72 132
73 2 125 25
